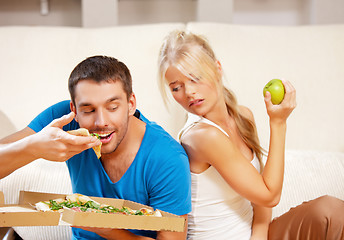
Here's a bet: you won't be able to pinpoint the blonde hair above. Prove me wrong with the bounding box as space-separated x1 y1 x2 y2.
158 30 264 168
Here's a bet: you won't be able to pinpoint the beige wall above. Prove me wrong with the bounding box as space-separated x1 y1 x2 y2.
308 0 344 24
118 0 196 25
233 0 344 25
0 0 81 27
0 0 343 27
233 0 309 25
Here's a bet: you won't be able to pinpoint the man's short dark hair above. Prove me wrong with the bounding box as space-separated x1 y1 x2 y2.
68 56 133 104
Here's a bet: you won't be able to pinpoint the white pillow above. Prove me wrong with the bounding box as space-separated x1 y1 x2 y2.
272 150 344 219
0 159 73 240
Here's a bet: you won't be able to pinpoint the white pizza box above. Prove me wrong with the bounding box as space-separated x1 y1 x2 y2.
0 191 186 232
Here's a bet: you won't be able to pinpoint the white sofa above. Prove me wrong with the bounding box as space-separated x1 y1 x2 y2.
0 23 343 239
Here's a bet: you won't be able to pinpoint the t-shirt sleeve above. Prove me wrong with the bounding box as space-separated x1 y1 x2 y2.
28 100 75 132
146 141 192 216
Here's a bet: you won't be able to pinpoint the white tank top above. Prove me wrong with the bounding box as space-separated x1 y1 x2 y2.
179 114 260 240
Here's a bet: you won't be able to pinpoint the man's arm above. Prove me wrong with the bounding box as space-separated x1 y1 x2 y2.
0 112 100 179
78 214 188 240
0 127 38 178
250 204 272 240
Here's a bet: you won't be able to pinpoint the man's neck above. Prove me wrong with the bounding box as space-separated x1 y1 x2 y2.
100 116 146 183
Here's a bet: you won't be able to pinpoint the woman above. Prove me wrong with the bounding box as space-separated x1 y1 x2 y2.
158 30 344 240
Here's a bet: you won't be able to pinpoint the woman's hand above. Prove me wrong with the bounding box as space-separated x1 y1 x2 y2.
264 80 296 124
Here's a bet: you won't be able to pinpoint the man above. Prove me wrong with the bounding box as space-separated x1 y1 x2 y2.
0 56 191 239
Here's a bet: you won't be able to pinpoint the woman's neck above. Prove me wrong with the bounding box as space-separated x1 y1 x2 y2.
203 98 233 131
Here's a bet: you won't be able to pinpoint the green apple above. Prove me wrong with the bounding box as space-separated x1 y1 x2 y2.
263 79 285 105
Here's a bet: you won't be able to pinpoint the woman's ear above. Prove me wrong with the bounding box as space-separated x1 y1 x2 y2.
216 60 223 74
215 60 224 84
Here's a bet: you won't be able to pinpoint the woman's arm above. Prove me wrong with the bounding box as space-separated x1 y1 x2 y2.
250 204 272 240
182 81 296 207
243 106 272 240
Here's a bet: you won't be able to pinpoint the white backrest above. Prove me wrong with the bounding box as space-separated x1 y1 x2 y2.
0 23 186 139
186 23 344 152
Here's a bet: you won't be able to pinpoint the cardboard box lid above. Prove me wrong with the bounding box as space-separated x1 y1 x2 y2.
0 207 60 227
0 196 61 228
0 191 61 227
18 191 67 205
0 191 4 205
2 191 186 232
62 207 185 231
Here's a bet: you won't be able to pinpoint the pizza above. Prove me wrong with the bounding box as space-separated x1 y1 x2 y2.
68 128 102 158
35 193 162 217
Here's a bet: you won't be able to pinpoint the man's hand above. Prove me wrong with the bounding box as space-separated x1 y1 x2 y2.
74 227 152 240
75 227 185 240
0 112 101 179
74 214 188 240
29 112 101 162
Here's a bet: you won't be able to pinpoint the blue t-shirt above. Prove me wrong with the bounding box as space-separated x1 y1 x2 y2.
28 100 191 239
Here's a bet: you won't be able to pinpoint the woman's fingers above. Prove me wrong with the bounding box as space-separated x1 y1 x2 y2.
281 80 297 108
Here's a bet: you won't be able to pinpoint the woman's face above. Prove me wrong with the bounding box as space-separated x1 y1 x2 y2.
165 66 219 116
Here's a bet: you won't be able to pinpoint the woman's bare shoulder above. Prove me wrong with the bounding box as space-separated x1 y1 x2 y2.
181 122 232 153
180 122 233 167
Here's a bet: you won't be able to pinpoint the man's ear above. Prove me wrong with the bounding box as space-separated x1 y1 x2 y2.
70 101 78 122
128 93 137 116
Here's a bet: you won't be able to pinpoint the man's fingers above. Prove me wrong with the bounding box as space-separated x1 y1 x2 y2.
53 140 101 162
62 132 101 146
60 140 100 159
65 144 94 156
49 112 75 129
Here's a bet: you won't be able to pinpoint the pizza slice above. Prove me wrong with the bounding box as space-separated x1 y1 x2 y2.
67 128 102 158
35 193 162 216
35 193 100 213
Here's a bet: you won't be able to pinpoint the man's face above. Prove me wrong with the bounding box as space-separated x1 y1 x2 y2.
71 79 136 155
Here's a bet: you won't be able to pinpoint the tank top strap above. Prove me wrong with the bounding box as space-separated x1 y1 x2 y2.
179 113 260 171
198 118 229 137
178 114 201 141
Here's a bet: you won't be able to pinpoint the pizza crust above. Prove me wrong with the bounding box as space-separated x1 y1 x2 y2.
67 128 102 158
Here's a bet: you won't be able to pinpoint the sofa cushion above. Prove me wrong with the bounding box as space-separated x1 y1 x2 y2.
272 150 344 219
0 159 73 239
0 110 16 139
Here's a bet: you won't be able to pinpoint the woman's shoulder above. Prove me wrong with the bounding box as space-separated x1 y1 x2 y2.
180 122 231 167
181 121 231 150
